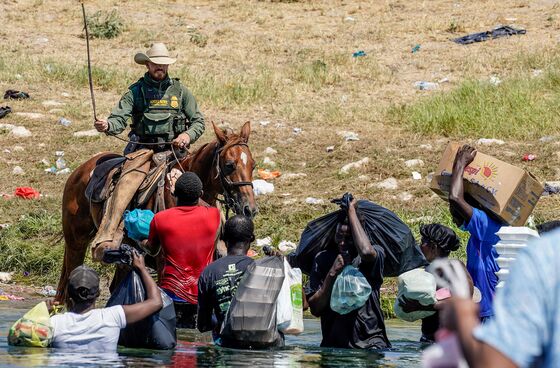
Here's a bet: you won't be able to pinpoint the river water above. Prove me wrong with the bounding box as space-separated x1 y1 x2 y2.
0 301 424 367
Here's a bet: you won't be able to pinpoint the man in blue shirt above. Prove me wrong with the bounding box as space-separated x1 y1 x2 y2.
440 229 560 368
449 144 502 320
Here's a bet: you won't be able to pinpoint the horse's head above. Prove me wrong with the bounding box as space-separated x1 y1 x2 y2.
213 121 258 218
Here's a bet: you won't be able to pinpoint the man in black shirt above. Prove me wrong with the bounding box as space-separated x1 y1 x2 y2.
307 199 391 349
197 215 255 341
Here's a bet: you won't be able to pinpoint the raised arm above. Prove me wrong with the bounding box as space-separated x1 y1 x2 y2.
348 199 377 262
449 145 476 225
122 251 163 324
95 90 134 135
308 255 344 317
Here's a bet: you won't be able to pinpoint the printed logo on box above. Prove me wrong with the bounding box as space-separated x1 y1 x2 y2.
464 162 498 181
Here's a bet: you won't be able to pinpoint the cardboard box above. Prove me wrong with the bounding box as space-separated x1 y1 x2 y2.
430 143 544 226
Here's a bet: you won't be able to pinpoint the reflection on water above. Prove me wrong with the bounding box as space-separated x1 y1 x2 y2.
0 302 423 367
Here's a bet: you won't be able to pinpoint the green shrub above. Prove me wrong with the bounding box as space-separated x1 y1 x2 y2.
86 10 124 40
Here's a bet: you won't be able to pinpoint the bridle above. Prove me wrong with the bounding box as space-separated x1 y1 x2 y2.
213 141 254 217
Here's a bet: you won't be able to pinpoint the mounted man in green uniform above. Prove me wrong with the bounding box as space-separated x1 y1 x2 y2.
91 42 206 261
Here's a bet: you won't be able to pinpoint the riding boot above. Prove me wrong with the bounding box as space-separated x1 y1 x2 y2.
91 149 154 261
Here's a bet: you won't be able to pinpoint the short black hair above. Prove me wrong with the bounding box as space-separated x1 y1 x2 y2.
174 172 203 203
420 223 460 256
222 215 254 246
537 220 560 235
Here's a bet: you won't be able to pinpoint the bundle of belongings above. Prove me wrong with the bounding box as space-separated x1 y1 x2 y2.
291 193 427 277
8 302 55 347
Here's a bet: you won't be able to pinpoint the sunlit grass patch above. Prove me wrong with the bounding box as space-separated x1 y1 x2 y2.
390 70 560 139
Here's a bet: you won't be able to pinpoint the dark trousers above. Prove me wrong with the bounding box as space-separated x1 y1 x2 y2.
174 301 198 329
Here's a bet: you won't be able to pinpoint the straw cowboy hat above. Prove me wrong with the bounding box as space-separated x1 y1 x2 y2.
134 43 176 65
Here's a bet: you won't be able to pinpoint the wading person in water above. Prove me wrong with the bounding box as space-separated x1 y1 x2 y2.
90 42 206 263
307 199 390 349
50 251 162 351
145 172 220 328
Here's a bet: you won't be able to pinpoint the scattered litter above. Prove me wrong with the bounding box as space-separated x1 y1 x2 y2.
58 117 71 127
41 100 64 107
55 168 71 175
337 131 359 141
0 293 24 301
3 149 10 154
14 187 40 199
0 123 16 131
278 240 297 253
14 112 45 119
34 36 49 45
542 181 560 196
477 138 505 145
340 157 369 174
539 136 554 143
13 146 24 152
0 106 11 119
532 69 543 78
0 272 13 283
61 92 71 97
12 166 24 175
453 25 526 45
344 16 356 22
358 175 369 181
305 197 324 205
411 44 421 53
258 169 281 180
4 90 30 100
419 144 433 150
352 50 367 58
426 172 434 183
280 172 307 180
263 157 276 167
252 180 274 196
489 75 502 86
256 237 272 248
0 224 10 230
40 159 50 166
264 147 277 155
1 193 13 200
375 177 398 190
39 285 56 297
438 77 450 84
259 120 271 127
522 154 536 162
15 74 22 80
341 95 348 103
293 128 302 134
10 126 32 138
398 192 414 201
405 159 424 167
326 146 335 153
412 171 422 180
73 129 100 138
247 249 257 257
414 81 438 90
56 151 66 170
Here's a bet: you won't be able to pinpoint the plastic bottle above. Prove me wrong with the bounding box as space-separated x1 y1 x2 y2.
414 81 439 90
55 151 66 170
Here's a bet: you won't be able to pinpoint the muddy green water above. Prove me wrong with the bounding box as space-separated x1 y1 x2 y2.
0 301 423 367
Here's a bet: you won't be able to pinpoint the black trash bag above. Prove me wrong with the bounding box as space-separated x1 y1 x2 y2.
294 193 427 277
220 256 285 349
106 269 177 350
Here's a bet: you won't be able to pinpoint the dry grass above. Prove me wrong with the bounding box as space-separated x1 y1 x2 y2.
1 0 560 286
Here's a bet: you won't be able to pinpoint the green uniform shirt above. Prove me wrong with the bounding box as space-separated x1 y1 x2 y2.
107 73 205 143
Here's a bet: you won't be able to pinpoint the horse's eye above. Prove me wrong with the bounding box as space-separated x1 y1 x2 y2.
224 161 235 174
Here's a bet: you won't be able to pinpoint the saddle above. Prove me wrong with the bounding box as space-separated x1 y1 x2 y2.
85 150 182 213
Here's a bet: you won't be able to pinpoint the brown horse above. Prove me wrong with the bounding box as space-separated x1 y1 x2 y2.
56 122 257 301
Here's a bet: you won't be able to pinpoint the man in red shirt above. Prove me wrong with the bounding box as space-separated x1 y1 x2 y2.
146 172 220 328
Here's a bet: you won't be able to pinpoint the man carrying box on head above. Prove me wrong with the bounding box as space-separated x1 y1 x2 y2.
448 144 502 322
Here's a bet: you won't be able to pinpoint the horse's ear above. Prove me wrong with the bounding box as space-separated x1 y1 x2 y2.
240 121 251 143
212 121 227 145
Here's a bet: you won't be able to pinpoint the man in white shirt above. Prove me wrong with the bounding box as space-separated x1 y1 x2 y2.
50 251 162 352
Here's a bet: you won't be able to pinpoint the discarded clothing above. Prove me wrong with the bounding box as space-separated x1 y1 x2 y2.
4 90 30 100
0 106 11 119
453 26 526 45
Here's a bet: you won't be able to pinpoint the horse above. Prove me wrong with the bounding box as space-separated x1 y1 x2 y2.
56 121 257 301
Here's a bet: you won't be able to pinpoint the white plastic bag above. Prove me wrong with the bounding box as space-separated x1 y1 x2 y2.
276 258 304 334
330 265 372 315
393 268 437 322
